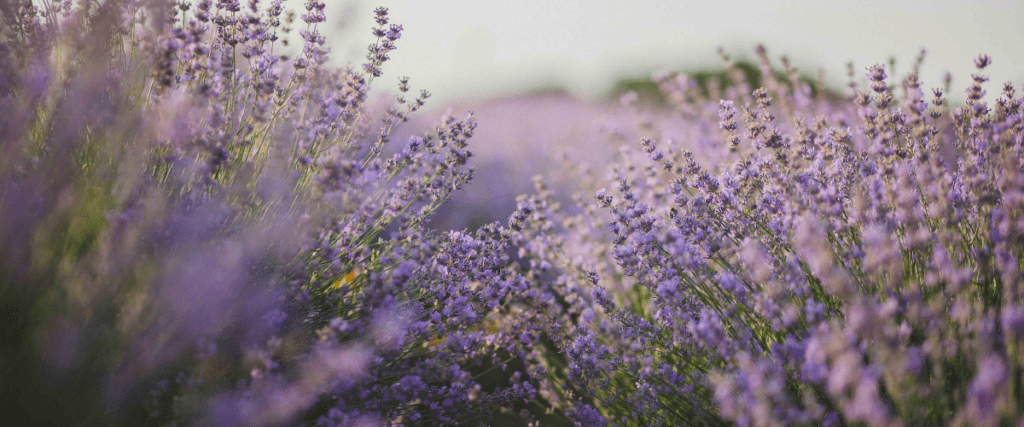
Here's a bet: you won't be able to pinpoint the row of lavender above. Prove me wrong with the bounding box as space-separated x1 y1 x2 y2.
1 1 1021 426
512 46 1024 426
0 0 539 425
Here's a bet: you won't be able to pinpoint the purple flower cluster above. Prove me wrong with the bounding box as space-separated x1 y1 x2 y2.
0 1 555 425
3 1 1023 425
511 47 1024 426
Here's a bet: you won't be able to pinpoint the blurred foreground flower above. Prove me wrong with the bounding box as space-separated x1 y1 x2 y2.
0 1 551 425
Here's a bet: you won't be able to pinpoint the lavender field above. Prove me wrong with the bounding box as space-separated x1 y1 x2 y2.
2 1 1023 426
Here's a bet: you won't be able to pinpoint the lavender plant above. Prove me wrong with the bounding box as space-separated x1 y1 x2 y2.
5 0 1023 425
511 47 1024 426
0 1 555 425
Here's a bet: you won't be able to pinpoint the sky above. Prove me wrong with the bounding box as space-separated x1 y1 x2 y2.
322 0 1024 105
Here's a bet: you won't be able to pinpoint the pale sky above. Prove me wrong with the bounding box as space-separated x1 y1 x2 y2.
322 0 1024 105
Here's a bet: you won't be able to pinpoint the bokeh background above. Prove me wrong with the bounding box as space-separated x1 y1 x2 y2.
324 0 1024 229
331 0 1024 105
